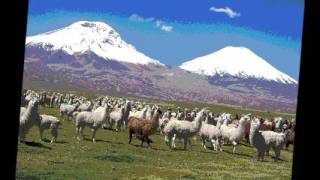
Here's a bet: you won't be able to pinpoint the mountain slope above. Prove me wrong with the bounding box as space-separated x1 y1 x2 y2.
26 21 163 66
179 46 297 84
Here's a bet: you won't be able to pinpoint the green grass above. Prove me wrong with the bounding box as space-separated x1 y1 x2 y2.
16 104 294 180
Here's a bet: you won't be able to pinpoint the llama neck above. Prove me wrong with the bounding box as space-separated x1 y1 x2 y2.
193 112 203 131
23 103 39 122
249 125 259 145
216 121 222 129
150 113 161 128
101 107 109 123
237 121 246 132
204 117 209 124
123 105 130 120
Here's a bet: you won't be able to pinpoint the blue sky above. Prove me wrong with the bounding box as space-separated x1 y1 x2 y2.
26 0 304 80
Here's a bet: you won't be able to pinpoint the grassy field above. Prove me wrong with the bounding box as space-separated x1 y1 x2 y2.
16 99 294 180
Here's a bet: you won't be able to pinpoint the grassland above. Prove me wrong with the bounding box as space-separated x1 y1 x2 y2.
16 91 294 180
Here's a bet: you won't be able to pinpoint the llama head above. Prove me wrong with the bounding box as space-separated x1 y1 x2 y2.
239 116 249 126
242 114 251 122
155 108 162 115
196 108 208 122
250 117 260 131
274 117 283 129
29 97 39 107
125 101 132 111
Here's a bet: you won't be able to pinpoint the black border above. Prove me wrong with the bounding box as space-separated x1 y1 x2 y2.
5 0 318 179
291 0 318 179
4 0 29 179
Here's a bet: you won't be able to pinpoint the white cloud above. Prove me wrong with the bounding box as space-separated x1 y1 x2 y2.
209 6 240 18
160 25 173 32
129 14 154 22
129 14 173 32
155 20 163 27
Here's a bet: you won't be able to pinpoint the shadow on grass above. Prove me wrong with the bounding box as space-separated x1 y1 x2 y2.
54 140 68 144
180 175 197 180
222 149 253 158
270 156 288 163
81 137 124 144
150 147 169 152
40 138 67 144
24 141 52 150
95 154 135 163
82 137 107 143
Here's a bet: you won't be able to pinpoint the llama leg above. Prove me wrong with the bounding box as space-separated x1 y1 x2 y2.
51 129 57 143
172 134 176 149
145 135 151 148
257 151 261 161
219 138 223 152
115 121 119 132
76 127 80 141
19 128 26 143
92 129 96 143
219 139 223 151
274 147 281 162
201 136 206 149
232 141 237 155
211 139 216 151
260 149 265 161
128 130 133 144
39 128 44 142
168 136 171 148
188 138 192 149
80 127 84 140
60 112 64 121
183 137 187 150
164 135 170 146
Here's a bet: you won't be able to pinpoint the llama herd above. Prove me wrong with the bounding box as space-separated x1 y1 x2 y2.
19 89 296 162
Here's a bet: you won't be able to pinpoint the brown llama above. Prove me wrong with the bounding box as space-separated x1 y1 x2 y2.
128 108 162 148
229 114 240 127
285 122 295 149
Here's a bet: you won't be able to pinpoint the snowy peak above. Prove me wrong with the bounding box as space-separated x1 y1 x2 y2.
26 21 163 65
179 46 297 84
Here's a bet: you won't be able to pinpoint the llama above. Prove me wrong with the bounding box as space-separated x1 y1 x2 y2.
109 101 131 131
60 102 80 121
128 108 162 148
78 101 93 112
129 105 148 119
285 122 295 149
38 115 61 143
199 116 224 151
19 99 40 142
220 115 249 155
159 109 173 134
274 117 284 132
249 118 287 162
164 109 207 150
75 104 111 142
145 105 153 121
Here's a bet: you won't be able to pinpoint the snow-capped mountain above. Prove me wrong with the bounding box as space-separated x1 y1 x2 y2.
23 21 298 112
179 46 297 84
26 21 163 65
